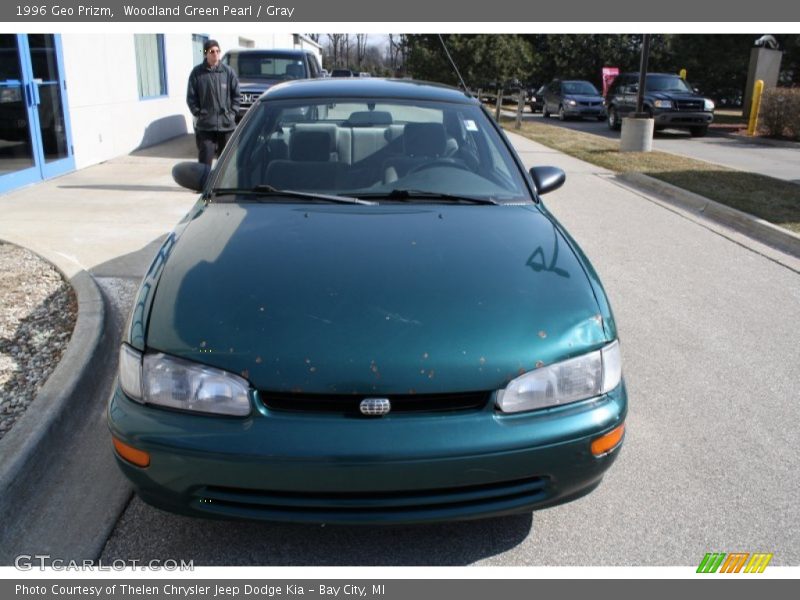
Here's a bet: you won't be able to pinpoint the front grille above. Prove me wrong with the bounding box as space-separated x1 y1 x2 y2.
578 101 602 107
675 100 704 111
192 476 550 520
259 391 490 415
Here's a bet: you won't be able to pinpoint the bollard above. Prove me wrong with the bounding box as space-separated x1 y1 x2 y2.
495 88 504 121
747 79 764 136
620 117 654 152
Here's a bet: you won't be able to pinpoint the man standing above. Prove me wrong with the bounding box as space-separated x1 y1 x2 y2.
186 39 240 166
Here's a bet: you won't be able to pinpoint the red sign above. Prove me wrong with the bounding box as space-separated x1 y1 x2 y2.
602 67 619 97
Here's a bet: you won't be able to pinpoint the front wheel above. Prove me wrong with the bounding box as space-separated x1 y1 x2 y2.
558 105 566 121
607 107 621 130
542 103 550 118
690 125 709 137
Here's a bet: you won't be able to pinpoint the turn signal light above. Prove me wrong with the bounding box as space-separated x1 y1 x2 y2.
112 436 150 467
591 423 625 457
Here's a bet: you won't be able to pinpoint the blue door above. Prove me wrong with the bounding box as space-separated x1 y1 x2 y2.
0 34 74 194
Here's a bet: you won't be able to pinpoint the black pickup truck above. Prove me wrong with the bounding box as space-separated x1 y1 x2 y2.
604 72 715 137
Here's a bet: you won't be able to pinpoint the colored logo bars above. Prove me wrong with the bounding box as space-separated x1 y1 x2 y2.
697 553 773 573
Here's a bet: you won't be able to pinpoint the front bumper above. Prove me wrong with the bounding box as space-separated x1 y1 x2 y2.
654 110 713 127
564 104 604 117
108 382 627 524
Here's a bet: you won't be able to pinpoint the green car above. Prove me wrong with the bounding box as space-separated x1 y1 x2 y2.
108 78 627 524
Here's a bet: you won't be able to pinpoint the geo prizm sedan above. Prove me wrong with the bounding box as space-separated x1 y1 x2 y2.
108 78 627 524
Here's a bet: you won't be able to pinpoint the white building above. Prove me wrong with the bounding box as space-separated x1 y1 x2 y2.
0 33 322 194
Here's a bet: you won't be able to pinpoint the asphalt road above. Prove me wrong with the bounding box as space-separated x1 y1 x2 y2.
98 133 800 566
526 110 800 184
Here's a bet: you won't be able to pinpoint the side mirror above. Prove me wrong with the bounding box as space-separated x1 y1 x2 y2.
172 162 210 192
529 166 566 196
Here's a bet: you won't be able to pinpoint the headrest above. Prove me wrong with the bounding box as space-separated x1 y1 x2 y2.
403 122 446 156
289 130 334 162
345 111 393 127
285 63 305 79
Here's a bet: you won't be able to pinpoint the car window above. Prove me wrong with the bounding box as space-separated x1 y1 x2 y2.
215 98 532 203
645 75 693 93
563 81 599 95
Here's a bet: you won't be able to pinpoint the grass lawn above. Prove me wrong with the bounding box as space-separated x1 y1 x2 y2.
503 117 800 235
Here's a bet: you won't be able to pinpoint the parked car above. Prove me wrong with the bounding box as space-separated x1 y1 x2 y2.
222 48 323 121
110 78 627 525
529 84 547 113
330 68 355 77
541 79 605 121
604 72 715 137
358 72 372 78
320 68 330 78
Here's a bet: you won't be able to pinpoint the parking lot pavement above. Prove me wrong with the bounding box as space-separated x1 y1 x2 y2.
528 111 800 184
0 135 199 279
0 135 199 563
99 133 800 566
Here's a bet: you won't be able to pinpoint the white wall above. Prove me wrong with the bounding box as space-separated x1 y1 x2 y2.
62 33 195 169
61 32 321 170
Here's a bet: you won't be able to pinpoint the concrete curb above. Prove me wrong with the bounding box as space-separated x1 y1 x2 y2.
617 172 800 260
0 242 105 519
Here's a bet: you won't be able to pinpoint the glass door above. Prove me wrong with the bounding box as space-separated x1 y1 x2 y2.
0 34 74 193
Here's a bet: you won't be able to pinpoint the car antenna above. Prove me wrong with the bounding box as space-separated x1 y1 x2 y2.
437 34 470 96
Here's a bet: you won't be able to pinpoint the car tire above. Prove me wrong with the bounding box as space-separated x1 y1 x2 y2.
607 107 621 131
558 106 566 121
542 103 550 119
690 125 709 137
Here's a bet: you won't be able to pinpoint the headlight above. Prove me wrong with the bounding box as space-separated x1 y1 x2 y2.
653 100 673 109
704 99 715 111
118 345 252 416
566 99 577 106
496 340 622 413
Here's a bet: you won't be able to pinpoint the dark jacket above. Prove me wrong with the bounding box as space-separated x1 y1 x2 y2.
187 61 241 132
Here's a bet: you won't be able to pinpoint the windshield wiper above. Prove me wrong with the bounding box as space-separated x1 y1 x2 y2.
356 189 499 205
210 185 376 205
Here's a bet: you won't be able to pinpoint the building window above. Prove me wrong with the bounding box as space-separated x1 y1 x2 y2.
191 33 208 67
134 34 167 99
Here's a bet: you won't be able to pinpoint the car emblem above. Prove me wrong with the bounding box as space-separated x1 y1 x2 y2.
359 397 391 416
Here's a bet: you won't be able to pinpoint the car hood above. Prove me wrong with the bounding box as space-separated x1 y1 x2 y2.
146 203 610 394
648 91 703 101
565 94 603 102
239 79 280 94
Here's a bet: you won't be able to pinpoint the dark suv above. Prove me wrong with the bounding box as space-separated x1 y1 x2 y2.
222 48 323 120
605 73 715 137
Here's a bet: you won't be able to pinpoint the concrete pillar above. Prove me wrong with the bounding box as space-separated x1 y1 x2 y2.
744 47 782 119
620 117 654 152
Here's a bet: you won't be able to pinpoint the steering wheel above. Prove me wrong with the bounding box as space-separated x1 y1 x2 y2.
407 157 472 175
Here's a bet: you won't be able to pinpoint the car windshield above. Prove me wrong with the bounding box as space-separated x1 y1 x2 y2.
214 97 533 203
562 81 598 95
229 53 306 80
645 75 693 93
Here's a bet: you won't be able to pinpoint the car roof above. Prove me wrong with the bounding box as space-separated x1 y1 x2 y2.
260 78 477 104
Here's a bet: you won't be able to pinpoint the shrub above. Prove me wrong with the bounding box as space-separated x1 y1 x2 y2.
758 87 800 140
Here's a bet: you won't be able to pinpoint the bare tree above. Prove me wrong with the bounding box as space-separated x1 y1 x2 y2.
356 34 369 70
